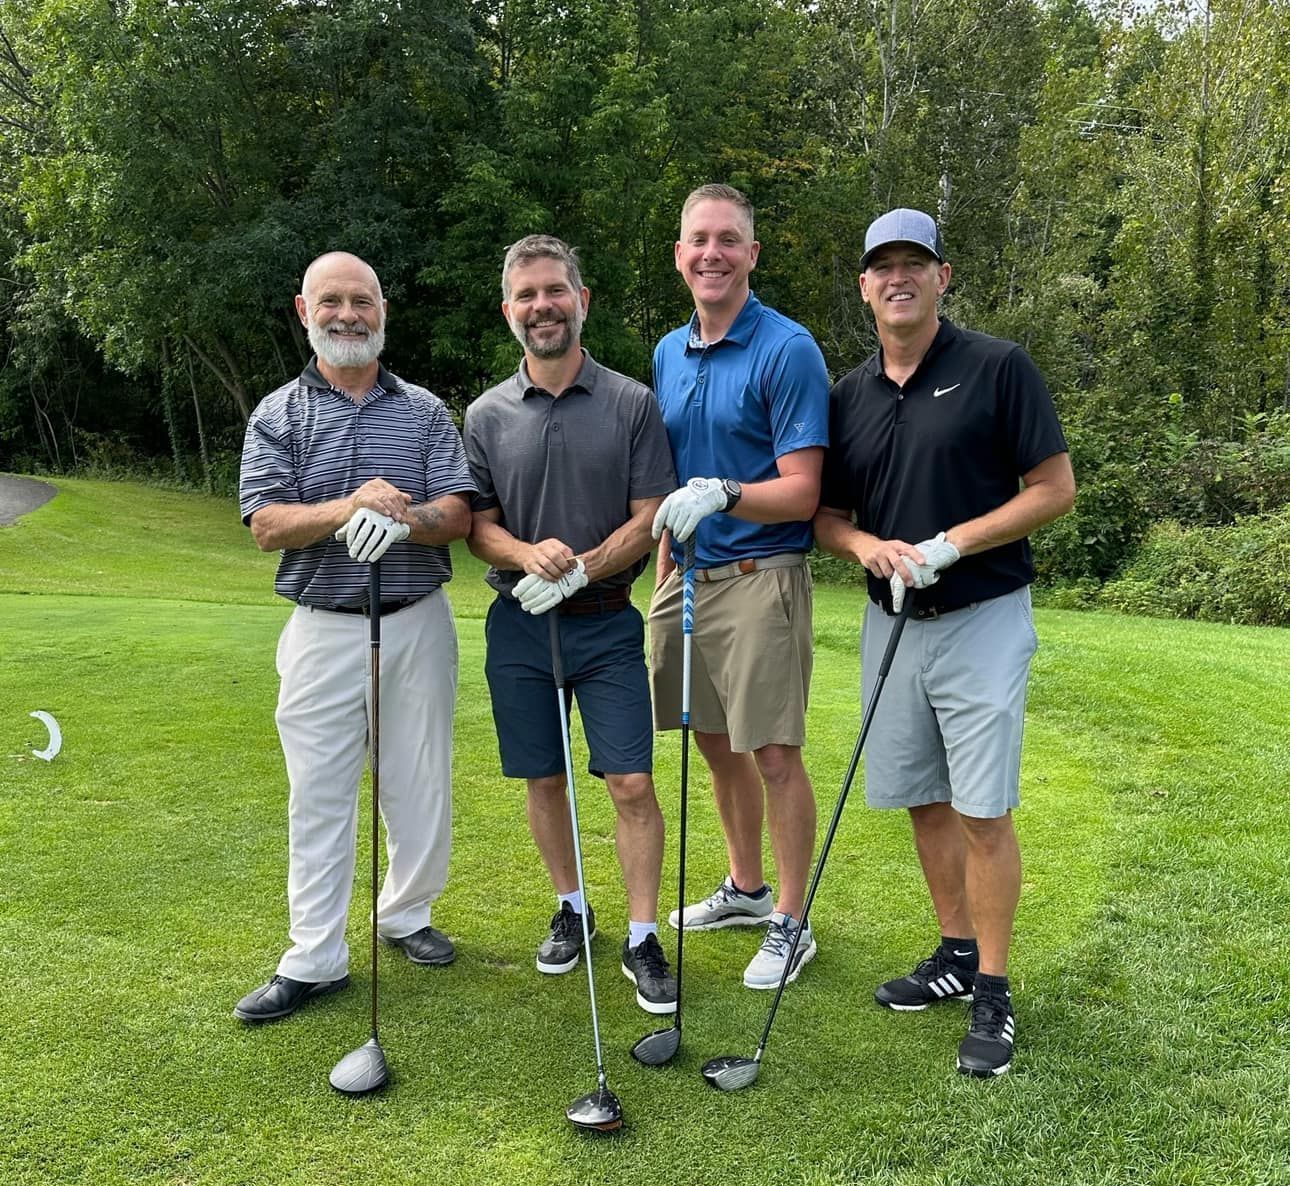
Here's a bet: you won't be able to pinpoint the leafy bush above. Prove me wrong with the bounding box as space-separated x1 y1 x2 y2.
1099 510 1290 626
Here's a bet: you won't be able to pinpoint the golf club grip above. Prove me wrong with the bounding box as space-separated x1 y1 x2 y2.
682 540 695 716
677 538 697 1026
752 591 915 1057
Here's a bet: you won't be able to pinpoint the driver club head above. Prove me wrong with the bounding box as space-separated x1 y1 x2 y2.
701 1054 760 1092
329 1036 390 1096
566 1085 624 1132
631 1024 681 1067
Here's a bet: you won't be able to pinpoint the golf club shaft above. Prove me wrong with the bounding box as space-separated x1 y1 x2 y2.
676 539 696 1025
752 593 916 1059
369 562 381 1041
548 613 609 1080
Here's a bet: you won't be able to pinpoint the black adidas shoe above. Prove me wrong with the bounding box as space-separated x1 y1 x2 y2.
620 934 678 1015
874 947 976 1011
536 902 596 974
957 988 1016 1077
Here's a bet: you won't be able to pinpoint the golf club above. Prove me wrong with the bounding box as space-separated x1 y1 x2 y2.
329 562 391 1096
550 613 624 1133
632 538 696 1067
701 591 917 1092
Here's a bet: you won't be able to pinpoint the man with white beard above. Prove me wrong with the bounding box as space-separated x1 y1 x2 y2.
235 251 475 1024
463 236 680 1014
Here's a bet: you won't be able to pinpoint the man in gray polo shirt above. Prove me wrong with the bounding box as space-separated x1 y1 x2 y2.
464 234 679 1015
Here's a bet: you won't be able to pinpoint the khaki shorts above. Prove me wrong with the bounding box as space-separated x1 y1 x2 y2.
649 562 813 752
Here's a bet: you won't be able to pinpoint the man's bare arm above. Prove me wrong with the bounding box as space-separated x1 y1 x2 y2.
467 507 574 581
405 493 472 546
579 496 665 582
250 478 411 551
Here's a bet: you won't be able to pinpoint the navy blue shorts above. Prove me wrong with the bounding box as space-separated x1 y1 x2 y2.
484 596 654 779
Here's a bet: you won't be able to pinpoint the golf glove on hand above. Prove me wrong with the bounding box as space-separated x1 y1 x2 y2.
651 477 730 542
514 558 588 615
890 531 961 612
337 507 410 564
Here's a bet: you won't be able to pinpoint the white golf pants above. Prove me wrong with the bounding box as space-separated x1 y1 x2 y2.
273 590 456 982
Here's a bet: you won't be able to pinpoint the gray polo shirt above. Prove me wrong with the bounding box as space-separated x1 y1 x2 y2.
240 359 475 607
464 351 676 598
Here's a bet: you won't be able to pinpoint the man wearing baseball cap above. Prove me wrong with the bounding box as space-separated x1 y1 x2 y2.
814 207 1076 1077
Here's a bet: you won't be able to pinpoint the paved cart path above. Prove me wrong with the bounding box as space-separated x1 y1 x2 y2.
0 475 57 525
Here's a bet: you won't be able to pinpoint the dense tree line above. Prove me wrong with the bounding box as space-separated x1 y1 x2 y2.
1 0 1287 608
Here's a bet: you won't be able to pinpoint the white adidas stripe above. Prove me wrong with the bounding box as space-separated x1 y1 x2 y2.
929 973 964 998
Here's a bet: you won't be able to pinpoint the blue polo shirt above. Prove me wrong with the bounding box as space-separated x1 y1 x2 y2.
653 293 829 567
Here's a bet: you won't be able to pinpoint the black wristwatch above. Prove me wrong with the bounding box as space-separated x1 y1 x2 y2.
720 478 743 511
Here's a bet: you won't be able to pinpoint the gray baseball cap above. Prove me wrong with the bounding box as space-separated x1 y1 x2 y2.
860 208 945 271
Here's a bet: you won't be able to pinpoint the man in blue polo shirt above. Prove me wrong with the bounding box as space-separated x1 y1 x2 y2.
815 209 1076 1076
465 235 679 1015
235 251 474 1024
650 184 830 990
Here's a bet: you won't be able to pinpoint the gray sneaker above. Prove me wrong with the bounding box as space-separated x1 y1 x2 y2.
742 911 816 989
667 875 773 931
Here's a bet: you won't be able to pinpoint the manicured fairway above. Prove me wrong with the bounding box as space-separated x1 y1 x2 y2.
1 481 1285 1185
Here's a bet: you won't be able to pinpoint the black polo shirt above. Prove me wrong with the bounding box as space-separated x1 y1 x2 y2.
820 319 1068 612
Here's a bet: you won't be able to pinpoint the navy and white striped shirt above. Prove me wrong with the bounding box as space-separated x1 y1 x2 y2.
239 360 475 607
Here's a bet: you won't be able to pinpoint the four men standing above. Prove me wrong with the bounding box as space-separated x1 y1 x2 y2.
238 198 1072 1078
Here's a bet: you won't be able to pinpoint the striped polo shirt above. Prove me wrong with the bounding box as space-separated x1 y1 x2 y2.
239 359 475 608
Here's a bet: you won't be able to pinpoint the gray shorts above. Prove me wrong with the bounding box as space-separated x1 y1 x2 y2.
860 587 1038 819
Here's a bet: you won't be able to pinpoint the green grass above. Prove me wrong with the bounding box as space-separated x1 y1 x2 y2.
1 480 1286 1186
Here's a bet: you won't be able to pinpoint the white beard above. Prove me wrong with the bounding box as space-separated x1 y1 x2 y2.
308 317 385 369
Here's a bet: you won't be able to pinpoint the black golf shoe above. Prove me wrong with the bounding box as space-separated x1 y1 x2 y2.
957 987 1016 1077
233 973 350 1023
537 902 596 974
384 925 456 966
875 946 976 1011
621 934 678 1015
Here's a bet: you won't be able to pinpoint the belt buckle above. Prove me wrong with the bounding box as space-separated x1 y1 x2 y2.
915 604 940 620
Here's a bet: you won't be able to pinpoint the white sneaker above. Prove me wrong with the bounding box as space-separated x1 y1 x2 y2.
742 911 816 989
667 875 773 931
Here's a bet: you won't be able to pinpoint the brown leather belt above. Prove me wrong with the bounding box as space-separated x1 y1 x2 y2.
693 552 805 583
559 587 633 615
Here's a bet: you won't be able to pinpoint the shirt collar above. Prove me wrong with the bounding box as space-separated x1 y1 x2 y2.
867 318 959 379
519 348 597 399
684 292 763 352
300 357 398 399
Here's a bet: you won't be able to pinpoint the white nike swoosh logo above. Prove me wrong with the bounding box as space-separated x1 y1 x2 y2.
952 949 974 957
933 384 961 398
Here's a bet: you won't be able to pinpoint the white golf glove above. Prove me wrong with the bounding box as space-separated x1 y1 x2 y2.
890 531 961 613
336 507 410 564
514 558 589 615
651 477 730 542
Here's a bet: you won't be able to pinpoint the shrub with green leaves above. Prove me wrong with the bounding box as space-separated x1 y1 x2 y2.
1100 509 1290 626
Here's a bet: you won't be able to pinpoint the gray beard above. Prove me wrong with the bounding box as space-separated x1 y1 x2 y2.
509 307 583 360
308 319 385 369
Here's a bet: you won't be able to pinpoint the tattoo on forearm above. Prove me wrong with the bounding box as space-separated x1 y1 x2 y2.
409 503 445 536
